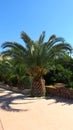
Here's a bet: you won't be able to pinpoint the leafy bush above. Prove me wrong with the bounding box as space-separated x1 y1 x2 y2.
44 64 73 88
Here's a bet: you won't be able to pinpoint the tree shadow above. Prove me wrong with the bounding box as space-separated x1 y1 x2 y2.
0 88 33 112
46 96 73 105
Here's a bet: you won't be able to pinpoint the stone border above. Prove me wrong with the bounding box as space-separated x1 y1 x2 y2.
46 87 73 99
0 83 31 96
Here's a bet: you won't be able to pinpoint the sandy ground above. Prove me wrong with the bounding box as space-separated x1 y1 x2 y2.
0 88 73 130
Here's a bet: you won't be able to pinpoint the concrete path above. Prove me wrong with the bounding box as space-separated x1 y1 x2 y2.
0 88 73 130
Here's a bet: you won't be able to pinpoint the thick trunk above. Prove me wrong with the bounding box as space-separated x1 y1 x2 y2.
31 77 46 97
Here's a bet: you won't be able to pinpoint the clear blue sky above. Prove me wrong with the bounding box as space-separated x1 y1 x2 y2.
0 0 73 49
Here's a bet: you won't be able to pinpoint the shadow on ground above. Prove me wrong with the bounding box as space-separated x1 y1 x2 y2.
0 88 33 112
46 96 73 105
1 86 73 112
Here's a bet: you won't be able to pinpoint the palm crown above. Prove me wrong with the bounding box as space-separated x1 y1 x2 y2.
1 31 72 77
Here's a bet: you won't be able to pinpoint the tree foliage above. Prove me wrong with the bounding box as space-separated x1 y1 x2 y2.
1 31 73 96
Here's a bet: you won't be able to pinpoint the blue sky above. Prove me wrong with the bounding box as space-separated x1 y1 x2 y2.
0 0 73 49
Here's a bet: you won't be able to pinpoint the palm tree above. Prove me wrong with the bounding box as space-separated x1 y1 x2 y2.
1 31 72 97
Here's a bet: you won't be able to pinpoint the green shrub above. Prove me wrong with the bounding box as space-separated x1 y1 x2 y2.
44 64 72 88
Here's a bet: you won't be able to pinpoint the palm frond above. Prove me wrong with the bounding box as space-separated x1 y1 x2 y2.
21 31 34 48
38 31 45 44
48 34 56 42
47 36 65 48
1 42 28 61
2 41 26 51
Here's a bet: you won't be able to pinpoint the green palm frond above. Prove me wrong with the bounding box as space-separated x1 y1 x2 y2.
1 42 26 52
50 43 72 55
21 31 34 49
1 42 28 63
38 31 45 44
47 36 65 49
48 34 56 42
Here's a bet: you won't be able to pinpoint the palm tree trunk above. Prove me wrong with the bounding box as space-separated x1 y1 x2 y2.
31 77 46 97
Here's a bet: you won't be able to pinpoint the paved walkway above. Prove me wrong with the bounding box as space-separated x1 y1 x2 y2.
0 88 73 130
